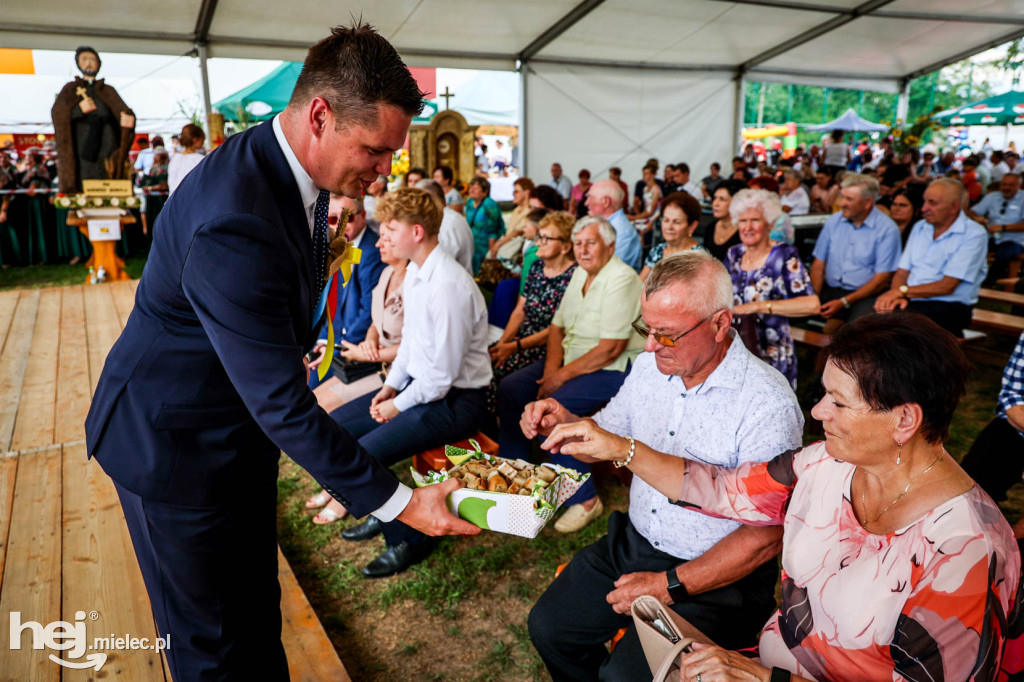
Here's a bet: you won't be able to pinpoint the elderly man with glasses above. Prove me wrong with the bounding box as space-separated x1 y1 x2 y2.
525 250 803 682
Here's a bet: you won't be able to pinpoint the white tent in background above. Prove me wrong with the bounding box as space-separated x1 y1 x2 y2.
806 108 890 133
4 2 1024 177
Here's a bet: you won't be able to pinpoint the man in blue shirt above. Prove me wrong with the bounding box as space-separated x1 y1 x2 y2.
960 331 1024 543
547 162 572 206
967 172 1024 283
810 174 902 332
309 193 385 389
874 178 988 337
585 179 643 271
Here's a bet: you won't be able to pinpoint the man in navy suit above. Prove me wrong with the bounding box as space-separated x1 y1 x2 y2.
308 193 385 389
84 23 479 681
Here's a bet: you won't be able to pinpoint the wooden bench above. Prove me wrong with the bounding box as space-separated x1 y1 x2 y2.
791 326 831 348
979 288 1024 306
970 308 1024 335
997 277 1020 291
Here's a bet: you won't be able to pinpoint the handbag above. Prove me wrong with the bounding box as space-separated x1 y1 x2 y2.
333 357 380 384
631 595 715 682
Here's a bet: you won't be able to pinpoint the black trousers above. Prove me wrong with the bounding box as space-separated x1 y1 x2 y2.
905 300 972 338
114 476 290 681
960 416 1024 503
819 284 878 323
528 512 778 682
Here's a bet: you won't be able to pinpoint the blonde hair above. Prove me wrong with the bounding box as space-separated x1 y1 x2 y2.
374 187 442 236
538 211 575 243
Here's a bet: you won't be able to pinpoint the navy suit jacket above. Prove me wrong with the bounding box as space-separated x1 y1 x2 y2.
84 121 399 513
318 228 384 345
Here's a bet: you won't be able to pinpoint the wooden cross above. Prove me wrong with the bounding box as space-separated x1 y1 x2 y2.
440 87 455 110
75 86 87 99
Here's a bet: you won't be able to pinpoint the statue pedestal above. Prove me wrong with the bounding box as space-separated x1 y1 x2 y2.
67 213 133 283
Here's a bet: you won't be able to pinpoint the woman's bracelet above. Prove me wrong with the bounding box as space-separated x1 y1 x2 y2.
764 300 773 315
615 436 636 469
516 338 523 352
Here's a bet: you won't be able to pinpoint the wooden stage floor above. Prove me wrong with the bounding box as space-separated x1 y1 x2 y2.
0 281 350 681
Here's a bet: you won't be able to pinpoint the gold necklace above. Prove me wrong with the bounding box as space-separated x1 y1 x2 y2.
861 452 943 525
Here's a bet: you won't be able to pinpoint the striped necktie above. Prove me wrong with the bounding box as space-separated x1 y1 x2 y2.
311 189 330 321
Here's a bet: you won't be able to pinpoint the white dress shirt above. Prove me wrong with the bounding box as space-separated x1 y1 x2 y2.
593 332 803 559
438 207 475 273
271 115 412 522
385 245 492 412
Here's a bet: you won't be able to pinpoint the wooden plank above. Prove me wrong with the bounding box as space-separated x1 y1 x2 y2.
0 291 40 452
979 287 1024 306
10 289 61 451
0 289 20 352
54 287 91 445
278 548 351 682
83 285 122 396
0 457 18 604
971 308 1024 336
0 446 61 682
61 442 165 682
109 280 137 330
791 326 831 348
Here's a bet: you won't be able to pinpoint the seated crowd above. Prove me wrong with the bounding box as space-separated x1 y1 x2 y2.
297 144 1023 679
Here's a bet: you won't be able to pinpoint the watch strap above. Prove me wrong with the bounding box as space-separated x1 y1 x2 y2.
770 667 792 682
665 568 688 603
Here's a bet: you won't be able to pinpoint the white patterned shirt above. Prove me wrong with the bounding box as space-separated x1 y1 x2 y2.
593 331 803 559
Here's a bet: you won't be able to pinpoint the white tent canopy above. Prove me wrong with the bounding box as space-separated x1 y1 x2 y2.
5 1 1023 178
805 108 890 133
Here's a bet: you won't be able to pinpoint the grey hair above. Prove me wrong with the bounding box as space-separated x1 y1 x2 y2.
781 168 801 183
929 176 967 205
572 215 617 245
644 250 733 317
415 178 445 203
729 188 782 226
841 173 879 201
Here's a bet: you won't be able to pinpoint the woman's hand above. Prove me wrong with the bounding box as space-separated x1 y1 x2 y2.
339 339 370 362
679 643 773 681
540 418 628 460
489 341 517 367
357 338 380 362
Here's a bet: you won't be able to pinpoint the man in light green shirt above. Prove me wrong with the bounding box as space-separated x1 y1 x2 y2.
498 216 642 532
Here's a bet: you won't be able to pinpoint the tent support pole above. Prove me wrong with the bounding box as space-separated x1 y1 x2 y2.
198 42 213 131
734 72 746 155
518 60 528 177
895 77 910 124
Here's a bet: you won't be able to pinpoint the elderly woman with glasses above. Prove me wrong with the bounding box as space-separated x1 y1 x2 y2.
541 313 1022 682
724 189 819 389
488 211 577 413
498 215 644 533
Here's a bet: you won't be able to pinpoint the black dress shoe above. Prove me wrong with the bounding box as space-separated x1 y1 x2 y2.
341 516 384 541
362 540 435 578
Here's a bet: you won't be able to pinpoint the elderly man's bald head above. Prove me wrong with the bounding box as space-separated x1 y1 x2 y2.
922 178 965 231
585 179 625 218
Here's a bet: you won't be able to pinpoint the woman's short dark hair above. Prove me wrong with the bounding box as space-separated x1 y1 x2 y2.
470 176 491 195
290 22 426 127
662 192 702 226
715 178 748 197
820 313 971 444
525 208 549 225
530 185 564 211
831 129 844 142
180 124 205 147
434 165 454 183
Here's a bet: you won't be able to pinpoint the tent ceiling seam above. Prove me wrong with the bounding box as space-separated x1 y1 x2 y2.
740 0 898 71
194 0 219 44
518 0 607 63
388 0 427 41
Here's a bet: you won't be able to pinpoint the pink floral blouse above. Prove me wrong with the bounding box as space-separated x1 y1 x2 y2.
676 442 1022 681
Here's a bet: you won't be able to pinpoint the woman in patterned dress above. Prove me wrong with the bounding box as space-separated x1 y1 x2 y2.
487 211 576 413
724 189 819 388
542 313 1022 682
639 192 705 281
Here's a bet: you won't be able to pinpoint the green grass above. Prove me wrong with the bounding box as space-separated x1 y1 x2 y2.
0 256 147 290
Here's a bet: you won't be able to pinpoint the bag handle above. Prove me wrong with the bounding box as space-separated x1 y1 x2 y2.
652 638 694 682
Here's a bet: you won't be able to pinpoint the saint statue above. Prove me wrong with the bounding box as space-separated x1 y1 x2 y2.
51 46 136 194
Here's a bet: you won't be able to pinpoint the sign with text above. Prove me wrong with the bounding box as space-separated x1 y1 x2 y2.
82 179 133 197
87 219 121 242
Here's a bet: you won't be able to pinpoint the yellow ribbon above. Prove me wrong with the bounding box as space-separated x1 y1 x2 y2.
324 208 363 287
317 301 334 382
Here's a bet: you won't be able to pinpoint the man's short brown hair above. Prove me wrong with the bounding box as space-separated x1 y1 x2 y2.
374 187 442 236
290 22 426 128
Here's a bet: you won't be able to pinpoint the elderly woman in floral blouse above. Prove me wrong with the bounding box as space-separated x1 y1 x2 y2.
724 189 819 388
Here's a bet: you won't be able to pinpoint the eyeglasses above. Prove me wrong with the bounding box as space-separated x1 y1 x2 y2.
536 235 565 244
631 310 723 347
1002 200 1009 214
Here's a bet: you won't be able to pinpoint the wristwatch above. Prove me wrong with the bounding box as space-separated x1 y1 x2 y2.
665 568 689 603
898 284 909 297
770 668 792 682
